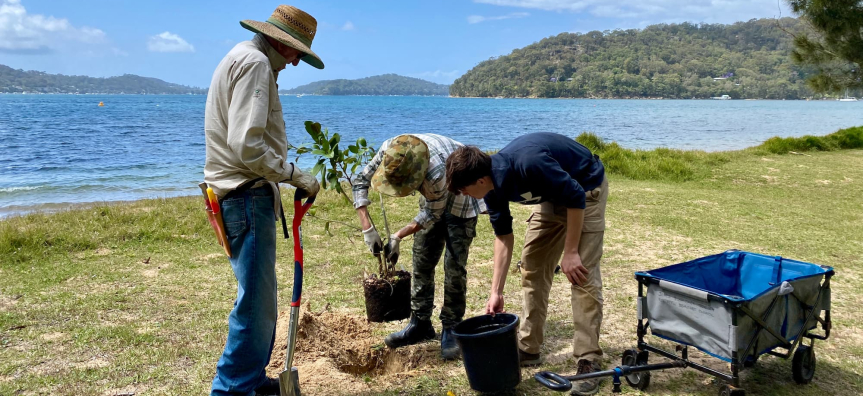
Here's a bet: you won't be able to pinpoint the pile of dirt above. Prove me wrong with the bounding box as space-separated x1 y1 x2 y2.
266 304 441 394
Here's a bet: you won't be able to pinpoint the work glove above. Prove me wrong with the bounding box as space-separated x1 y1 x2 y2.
282 164 320 198
362 227 384 255
384 235 401 265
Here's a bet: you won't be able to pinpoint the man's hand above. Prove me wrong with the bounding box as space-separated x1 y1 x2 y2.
384 235 401 264
560 251 588 286
485 293 505 315
362 227 384 255
283 166 320 198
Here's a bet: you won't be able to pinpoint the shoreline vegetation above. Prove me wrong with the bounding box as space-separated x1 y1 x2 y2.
1 127 862 395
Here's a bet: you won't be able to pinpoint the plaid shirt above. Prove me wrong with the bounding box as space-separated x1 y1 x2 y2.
353 134 486 228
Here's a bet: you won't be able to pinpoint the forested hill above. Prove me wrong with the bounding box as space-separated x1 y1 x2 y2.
281 74 449 96
0 65 206 94
450 18 819 99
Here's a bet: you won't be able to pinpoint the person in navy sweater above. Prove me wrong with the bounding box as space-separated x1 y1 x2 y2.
445 132 608 396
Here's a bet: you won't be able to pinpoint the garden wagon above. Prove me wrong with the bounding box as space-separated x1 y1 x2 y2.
536 250 834 396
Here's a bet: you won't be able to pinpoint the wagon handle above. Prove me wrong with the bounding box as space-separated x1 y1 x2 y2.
535 371 572 391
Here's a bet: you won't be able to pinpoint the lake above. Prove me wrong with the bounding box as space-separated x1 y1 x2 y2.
1 94 861 217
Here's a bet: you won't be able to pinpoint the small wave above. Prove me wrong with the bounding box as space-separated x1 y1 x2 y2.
0 185 43 192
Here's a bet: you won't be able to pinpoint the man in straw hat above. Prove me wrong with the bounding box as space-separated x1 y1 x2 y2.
204 5 323 396
445 132 608 396
353 134 485 360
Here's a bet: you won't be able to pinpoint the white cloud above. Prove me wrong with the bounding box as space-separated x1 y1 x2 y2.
147 31 194 53
468 12 530 24
0 0 106 53
473 0 791 24
341 21 355 31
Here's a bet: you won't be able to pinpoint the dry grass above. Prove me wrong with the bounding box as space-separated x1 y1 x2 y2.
1 148 862 395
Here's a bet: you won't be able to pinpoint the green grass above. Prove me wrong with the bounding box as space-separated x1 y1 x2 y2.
576 132 733 182
751 126 863 155
2 130 863 395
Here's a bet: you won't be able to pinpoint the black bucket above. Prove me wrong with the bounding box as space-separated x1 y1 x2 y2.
452 314 521 393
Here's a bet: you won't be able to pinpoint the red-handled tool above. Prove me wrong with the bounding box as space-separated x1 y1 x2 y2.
280 189 315 396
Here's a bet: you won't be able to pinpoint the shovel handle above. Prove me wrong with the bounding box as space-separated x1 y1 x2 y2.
290 192 315 308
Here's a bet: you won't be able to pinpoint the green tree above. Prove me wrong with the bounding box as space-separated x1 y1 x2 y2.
787 0 863 92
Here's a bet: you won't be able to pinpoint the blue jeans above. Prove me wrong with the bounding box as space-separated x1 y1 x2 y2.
211 186 278 396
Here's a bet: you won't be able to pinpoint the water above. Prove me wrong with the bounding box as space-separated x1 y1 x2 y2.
1 94 861 217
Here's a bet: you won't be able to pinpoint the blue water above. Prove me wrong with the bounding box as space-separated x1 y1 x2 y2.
1 94 861 217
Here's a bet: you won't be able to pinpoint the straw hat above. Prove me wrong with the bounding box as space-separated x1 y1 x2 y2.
240 5 324 69
371 135 430 197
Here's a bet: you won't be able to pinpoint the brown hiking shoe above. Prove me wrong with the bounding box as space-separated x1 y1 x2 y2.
571 359 603 396
518 349 543 366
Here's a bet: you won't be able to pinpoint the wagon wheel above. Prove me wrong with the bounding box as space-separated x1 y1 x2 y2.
792 344 816 384
622 349 651 390
719 384 746 396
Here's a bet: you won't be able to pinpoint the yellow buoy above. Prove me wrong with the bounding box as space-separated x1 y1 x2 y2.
98 101 104 106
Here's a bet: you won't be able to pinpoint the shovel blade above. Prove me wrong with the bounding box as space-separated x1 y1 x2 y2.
279 367 301 396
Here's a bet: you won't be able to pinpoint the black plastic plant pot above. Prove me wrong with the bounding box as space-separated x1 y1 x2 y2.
363 271 411 323
452 314 521 393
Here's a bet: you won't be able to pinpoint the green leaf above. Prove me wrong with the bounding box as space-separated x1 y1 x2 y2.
311 161 324 176
311 149 326 156
321 138 330 153
304 121 321 140
330 133 340 147
358 137 367 147
351 163 359 173
348 144 359 154
327 173 339 189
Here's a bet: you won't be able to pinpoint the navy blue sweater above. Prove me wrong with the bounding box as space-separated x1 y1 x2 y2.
485 132 605 236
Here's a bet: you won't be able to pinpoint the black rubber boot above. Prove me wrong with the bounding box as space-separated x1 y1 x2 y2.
254 377 279 396
384 314 435 349
440 327 461 360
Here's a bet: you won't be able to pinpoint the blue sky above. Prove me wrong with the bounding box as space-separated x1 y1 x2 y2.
0 0 792 89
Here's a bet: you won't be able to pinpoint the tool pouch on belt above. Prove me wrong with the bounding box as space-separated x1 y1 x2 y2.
198 182 232 258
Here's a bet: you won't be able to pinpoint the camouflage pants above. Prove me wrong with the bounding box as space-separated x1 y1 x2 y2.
411 212 477 328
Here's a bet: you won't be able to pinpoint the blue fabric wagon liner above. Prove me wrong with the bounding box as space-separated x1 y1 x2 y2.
536 250 834 395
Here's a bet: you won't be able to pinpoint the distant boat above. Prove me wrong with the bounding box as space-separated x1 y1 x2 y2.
711 95 731 100
838 89 857 102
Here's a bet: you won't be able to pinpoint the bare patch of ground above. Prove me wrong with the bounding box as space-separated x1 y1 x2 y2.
0 293 19 311
266 305 443 395
40 332 67 342
74 357 110 370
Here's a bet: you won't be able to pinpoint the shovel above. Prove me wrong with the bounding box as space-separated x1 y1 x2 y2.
280 189 316 396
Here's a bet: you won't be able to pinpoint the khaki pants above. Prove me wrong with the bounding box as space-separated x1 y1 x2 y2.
518 177 608 362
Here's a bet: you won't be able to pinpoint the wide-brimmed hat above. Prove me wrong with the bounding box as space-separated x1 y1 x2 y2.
371 135 430 197
240 5 324 69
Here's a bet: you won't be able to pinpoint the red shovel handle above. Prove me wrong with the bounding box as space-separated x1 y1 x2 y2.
290 191 315 308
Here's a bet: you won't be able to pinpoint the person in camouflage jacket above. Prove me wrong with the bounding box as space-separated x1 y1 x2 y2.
353 134 485 360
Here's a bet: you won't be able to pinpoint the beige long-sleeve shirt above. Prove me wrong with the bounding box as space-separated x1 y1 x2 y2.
204 34 295 198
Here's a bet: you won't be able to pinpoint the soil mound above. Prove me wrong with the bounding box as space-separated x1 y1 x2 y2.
266 304 442 394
